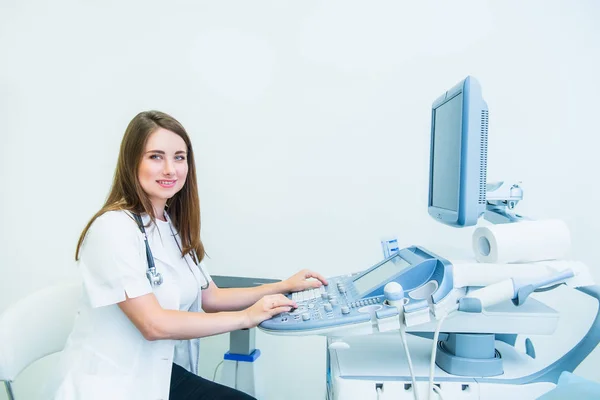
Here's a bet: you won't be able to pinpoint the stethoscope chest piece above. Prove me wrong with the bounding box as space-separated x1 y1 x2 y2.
146 266 163 287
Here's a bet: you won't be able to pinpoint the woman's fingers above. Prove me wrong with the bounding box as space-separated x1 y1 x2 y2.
273 305 293 315
264 294 295 312
304 270 328 285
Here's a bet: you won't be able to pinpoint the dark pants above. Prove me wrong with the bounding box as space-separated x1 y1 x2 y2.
169 363 257 400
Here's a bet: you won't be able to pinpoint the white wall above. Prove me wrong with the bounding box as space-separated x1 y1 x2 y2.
1 0 599 399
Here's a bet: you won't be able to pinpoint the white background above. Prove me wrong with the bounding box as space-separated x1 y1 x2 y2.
1 1 599 399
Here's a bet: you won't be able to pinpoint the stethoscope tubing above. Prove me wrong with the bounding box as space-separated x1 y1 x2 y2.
132 213 209 290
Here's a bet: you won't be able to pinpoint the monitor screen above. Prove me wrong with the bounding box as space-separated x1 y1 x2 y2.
353 256 411 295
431 92 463 212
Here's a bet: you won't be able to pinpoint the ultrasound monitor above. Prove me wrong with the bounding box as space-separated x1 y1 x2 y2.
428 76 489 227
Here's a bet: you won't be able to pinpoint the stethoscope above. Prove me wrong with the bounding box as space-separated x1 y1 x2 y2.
132 213 209 290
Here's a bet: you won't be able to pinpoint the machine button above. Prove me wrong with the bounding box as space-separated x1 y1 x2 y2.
323 303 333 312
330 298 338 306
341 306 350 314
302 313 311 321
339 286 347 294
308 303 315 309
321 293 329 300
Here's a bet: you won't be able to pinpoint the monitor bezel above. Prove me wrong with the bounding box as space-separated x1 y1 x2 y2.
427 76 488 227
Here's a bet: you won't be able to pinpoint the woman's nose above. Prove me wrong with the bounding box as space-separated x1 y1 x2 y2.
163 160 175 175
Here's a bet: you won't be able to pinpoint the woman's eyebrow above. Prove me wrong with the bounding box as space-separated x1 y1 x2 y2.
145 150 187 154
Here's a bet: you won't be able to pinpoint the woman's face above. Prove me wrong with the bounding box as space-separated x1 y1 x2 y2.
138 128 188 214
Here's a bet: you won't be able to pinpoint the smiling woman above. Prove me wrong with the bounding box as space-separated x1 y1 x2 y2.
42 110 327 400
75 110 204 263
138 128 189 221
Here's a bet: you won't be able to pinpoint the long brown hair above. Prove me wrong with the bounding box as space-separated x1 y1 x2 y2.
75 110 205 263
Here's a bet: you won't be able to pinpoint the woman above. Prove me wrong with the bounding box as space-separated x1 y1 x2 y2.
44 110 328 400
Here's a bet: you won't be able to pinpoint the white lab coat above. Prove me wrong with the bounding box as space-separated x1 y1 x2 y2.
42 211 211 400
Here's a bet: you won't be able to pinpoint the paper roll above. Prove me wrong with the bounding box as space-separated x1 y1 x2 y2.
472 219 571 263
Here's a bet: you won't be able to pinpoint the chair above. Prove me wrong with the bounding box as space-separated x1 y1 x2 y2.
0 283 81 400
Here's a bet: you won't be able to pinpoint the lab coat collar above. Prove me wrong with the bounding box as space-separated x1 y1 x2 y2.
162 214 201 269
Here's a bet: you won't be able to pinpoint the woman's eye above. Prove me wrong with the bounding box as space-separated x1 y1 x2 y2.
150 154 162 160
175 155 186 161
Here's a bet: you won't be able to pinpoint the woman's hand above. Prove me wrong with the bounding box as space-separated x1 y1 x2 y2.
282 269 328 293
244 294 297 328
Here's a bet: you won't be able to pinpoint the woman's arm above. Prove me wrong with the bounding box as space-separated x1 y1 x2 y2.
202 269 328 313
118 292 295 341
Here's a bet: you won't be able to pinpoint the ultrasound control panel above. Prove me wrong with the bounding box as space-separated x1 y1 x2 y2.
259 246 454 335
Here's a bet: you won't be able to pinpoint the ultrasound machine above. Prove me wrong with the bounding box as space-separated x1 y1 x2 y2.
258 76 600 399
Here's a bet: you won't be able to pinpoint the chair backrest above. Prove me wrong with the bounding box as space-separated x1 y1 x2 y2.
0 282 81 381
